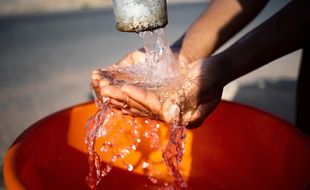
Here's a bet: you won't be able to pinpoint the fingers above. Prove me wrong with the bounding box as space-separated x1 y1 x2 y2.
121 85 162 116
101 85 151 115
161 99 180 124
92 66 157 119
91 69 112 99
101 85 125 101
121 107 150 117
130 50 146 65
116 50 145 66
186 105 207 129
186 98 220 129
91 69 102 87
91 70 112 88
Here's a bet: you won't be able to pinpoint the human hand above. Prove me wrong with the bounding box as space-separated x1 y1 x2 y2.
92 55 224 129
182 58 224 128
91 50 145 98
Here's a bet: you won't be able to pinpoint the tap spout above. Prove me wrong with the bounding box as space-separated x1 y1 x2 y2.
112 0 168 32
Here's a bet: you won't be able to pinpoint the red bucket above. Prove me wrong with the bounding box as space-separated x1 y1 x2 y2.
3 101 310 190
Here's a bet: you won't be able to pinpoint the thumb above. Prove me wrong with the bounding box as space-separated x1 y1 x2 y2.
186 99 220 129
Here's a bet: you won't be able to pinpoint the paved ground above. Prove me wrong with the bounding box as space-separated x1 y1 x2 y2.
0 0 205 16
0 0 299 188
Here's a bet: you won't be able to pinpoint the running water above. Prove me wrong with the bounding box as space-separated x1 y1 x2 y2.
139 27 176 84
86 28 194 189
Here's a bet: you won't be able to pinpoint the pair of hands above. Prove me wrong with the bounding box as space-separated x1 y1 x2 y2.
91 50 223 128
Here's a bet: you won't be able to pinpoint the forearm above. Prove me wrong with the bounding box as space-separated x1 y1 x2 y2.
173 0 269 63
217 0 310 86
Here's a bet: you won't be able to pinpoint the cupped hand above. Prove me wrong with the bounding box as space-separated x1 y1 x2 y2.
92 52 224 128
91 49 145 98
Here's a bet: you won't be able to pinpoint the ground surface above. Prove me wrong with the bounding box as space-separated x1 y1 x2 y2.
0 0 205 16
0 0 299 189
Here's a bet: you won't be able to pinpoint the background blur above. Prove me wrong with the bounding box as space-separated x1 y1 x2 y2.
0 0 298 189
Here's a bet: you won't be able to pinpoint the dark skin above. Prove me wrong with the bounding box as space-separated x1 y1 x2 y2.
92 0 309 131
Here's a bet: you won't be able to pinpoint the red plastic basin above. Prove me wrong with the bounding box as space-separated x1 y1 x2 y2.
3 100 310 190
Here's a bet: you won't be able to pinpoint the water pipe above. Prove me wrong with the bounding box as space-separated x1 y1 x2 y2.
112 0 168 32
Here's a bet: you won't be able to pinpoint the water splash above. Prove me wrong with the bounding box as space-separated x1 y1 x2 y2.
139 28 176 84
162 124 188 189
86 27 193 189
85 99 112 189
85 97 166 189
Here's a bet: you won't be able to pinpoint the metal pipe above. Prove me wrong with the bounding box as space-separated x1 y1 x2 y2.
112 0 168 32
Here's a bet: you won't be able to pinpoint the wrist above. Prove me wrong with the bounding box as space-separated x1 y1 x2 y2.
206 53 231 88
171 37 192 64
171 35 208 64
216 37 266 86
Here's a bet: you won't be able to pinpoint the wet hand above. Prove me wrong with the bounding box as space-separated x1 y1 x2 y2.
91 50 145 98
182 58 223 128
115 58 223 128
92 57 224 129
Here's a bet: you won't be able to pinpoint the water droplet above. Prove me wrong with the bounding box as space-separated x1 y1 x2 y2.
111 155 117 162
131 144 137 150
148 176 158 184
127 164 134 171
100 147 107 152
121 148 130 155
102 97 110 103
133 129 138 135
144 132 149 138
142 161 149 169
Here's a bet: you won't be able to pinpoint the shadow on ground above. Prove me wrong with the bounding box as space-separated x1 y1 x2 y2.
232 79 296 124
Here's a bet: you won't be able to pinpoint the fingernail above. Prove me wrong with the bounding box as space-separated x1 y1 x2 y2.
91 80 99 87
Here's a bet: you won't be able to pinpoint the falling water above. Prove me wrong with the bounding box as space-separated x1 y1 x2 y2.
86 28 194 189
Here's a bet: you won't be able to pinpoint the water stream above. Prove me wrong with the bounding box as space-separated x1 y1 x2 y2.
86 28 193 190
